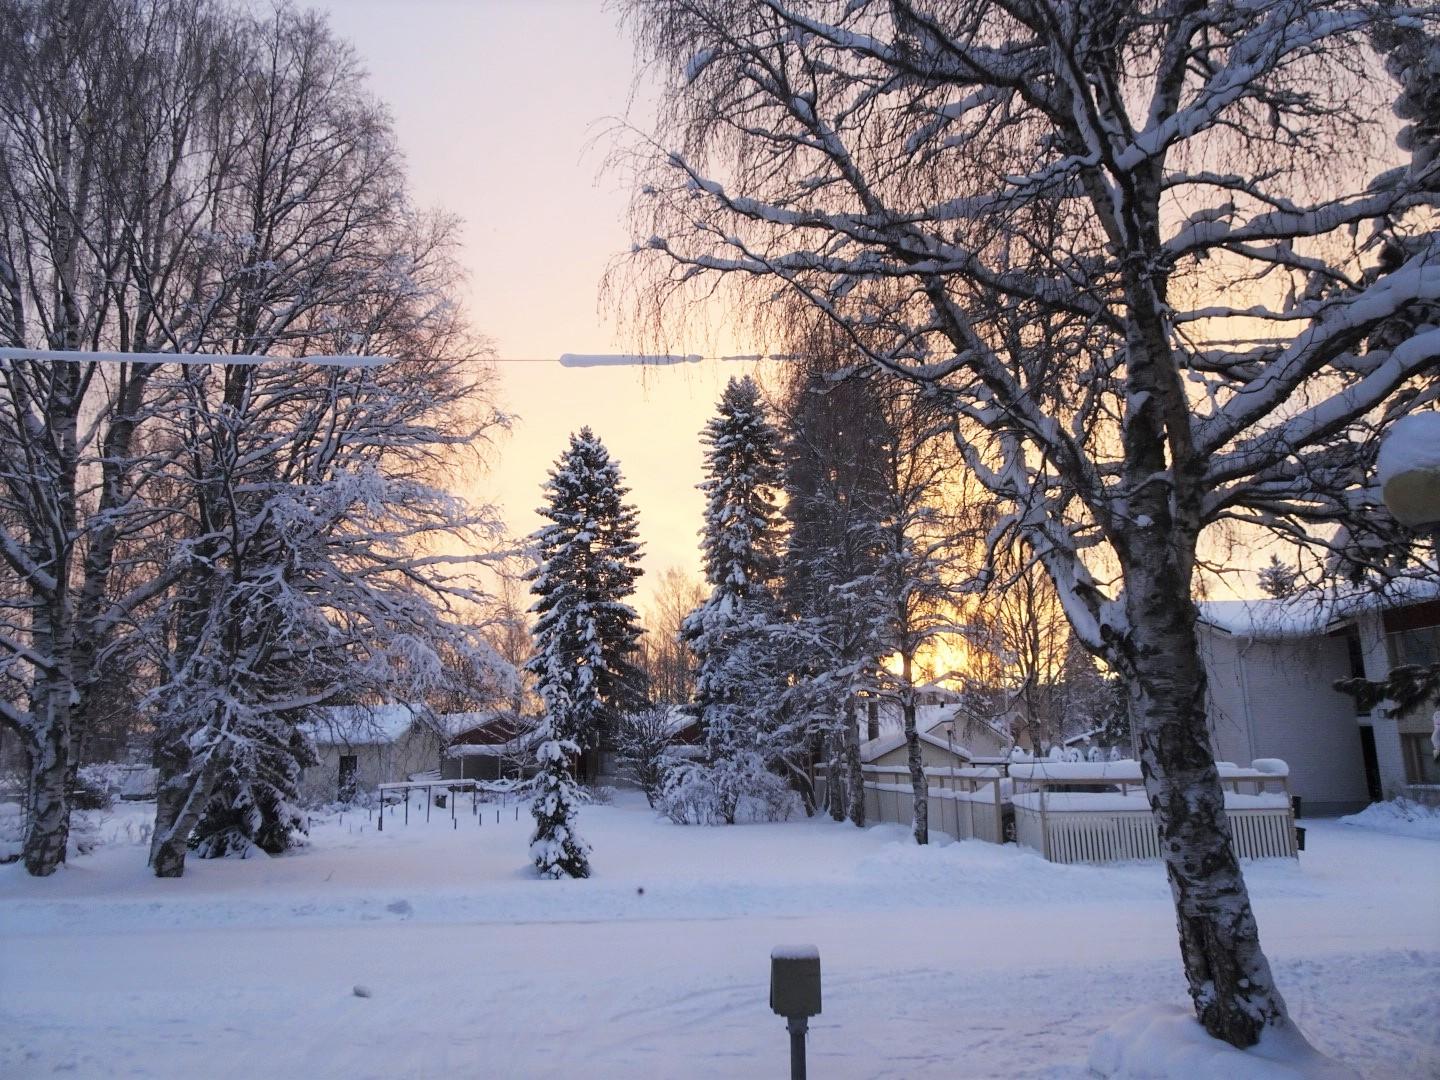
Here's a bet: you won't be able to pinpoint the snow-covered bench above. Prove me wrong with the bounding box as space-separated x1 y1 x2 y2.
1007 760 1296 864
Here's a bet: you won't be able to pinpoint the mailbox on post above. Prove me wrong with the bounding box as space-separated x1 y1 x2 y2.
771 945 821 1080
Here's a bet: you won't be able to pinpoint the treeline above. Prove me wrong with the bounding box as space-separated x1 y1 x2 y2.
0 0 510 877
645 360 1117 841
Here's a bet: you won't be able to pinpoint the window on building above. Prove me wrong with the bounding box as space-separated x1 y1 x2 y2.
1401 734 1440 787
1389 625 1440 668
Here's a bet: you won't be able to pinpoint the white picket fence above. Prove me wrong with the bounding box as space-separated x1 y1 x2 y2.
1008 761 1298 863
817 764 1005 844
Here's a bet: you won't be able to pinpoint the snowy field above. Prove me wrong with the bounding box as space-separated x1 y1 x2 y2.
1 793 1437 1079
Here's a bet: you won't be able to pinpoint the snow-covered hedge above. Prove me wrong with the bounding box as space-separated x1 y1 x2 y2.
658 758 798 825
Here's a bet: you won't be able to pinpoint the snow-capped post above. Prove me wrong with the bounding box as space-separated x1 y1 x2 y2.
770 944 821 1080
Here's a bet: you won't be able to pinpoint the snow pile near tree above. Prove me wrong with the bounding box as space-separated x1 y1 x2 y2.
1090 1006 1361 1079
1338 797 1440 840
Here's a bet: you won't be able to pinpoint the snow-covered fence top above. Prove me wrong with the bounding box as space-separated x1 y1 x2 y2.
1009 759 1297 863
860 764 1002 780
1011 792 1291 812
1007 759 1288 783
924 766 1004 780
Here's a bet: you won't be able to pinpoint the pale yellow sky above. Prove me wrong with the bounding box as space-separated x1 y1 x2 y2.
315 0 756 595
312 0 1304 607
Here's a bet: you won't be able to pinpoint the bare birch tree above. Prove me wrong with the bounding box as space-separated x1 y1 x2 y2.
0 0 233 874
618 0 1439 1048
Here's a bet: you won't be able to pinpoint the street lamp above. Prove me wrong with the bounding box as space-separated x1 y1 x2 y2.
1376 411 1440 769
1378 411 1440 538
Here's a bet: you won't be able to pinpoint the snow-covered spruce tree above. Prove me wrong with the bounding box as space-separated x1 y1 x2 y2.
621 0 1439 1049
190 715 318 858
1257 556 1300 599
777 357 891 824
682 376 788 823
526 429 646 877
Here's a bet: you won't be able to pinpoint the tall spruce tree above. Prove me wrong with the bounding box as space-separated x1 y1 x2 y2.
527 428 645 877
779 365 891 824
682 377 787 821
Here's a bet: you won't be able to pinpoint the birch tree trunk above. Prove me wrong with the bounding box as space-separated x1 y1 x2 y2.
843 695 864 827
902 659 927 844
1126 564 1287 1045
22 703 72 876
826 744 845 821
149 733 226 879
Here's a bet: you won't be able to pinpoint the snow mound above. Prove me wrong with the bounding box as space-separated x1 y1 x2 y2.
1089 1006 1360 1079
1338 797 1440 840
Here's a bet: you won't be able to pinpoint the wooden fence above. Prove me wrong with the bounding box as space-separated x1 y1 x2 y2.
1008 761 1297 863
817 764 1005 844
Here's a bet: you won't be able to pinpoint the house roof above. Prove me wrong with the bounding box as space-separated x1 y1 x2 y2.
448 712 540 747
1198 578 1440 641
304 704 422 747
860 713 977 764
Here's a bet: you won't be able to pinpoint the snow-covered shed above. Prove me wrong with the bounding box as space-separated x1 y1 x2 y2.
301 704 448 803
1198 582 1440 814
441 712 541 781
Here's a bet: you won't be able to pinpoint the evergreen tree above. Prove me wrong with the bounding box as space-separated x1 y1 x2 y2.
779 365 892 824
682 377 787 821
526 428 646 876
191 720 318 857
1257 555 1300 599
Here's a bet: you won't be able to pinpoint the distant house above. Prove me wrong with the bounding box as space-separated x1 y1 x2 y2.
441 712 542 781
858 703 1012 769
1198 583 1440 814
301 704 448 803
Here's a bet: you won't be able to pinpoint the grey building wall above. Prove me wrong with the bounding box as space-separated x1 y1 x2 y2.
301 728 445 804
1200 629 1370 814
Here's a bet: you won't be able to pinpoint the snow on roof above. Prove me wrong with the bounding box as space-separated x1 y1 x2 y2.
664 706 698 735
1198 578 1440 641
304 704 422 746
441 711 527 740
860 716 975 764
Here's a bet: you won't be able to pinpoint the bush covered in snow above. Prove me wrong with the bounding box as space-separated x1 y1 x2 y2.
658 756 798 825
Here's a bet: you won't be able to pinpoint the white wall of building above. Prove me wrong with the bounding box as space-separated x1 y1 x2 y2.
1200 628 1370 813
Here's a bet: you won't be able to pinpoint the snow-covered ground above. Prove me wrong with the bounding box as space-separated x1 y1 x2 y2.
1 793 1436 1079
1339 796 1440 841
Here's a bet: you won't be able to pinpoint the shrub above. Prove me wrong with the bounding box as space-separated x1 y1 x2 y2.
658 755 799 825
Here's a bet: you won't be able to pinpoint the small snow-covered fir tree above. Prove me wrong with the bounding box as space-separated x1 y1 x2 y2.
1257 556 1300 599
682 377 787 821
530 737 592 879
526 428 646 876
191 720 318 858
